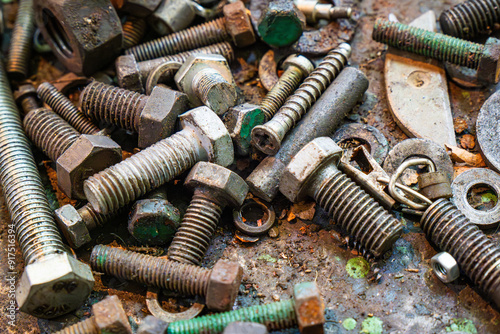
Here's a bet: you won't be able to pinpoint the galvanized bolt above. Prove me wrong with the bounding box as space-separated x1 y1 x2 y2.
280 137 403 257
7 0 35 81
168 162 248 265
252 43 351 155
53 295 132 334
372 18 500 84
126 1 255 61
258 0 306 47
0 58 94 318
421 198 500 308
90 245 243 311
80 81 189 148
83 106 234 214
37 82 102 135
439 0 500 40
122 16 147 49
295 0 353 24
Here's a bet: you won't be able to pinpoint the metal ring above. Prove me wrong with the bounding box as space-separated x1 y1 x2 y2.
146 288 204 323
145 61 182 95
377 176 432 209
33 28 52 53
233 200 276 236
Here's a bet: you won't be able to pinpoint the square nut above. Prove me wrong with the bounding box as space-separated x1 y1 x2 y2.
223 1 256 47
293 282 325 334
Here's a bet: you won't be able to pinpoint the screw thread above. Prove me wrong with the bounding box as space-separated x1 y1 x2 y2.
23 107 80 162
80 81 147 133
122 16 147 49
84 129 200 214
7 0 35 80
440 0 500 40
37 82 100 135
168 191 223 265
310 165 402 257
0 58 65 264
79 203 121 231
193 70 236 114
421 199 500 301
168 298 296 333
90 245 211 296
126 17 228 62
53 317 99 334
372 18 484 69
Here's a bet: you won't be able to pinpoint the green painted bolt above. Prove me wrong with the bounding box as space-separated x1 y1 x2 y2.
372 18 500 84
258 0 306 47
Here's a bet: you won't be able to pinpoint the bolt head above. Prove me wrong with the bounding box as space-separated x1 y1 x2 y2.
150 0 195 35
138 86 189 148
223 103 265 156
185 161 249 207
257 0 305 47
13 84 37 105
54 204 91 249
93 295 132 333
223 1 256 47
206 260 243 311
116 55 144 93
280 137 343 203
16 253 94 319
283 54 314 76
179 106 234 167
138 315 169 334
293 282 325 334
57 135 122 199
113 0 163 18
478 37 500 84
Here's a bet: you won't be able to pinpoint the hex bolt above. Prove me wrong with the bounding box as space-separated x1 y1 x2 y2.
90 245 243 311
168 162 248 265
122 16 147 49
421 198 500 308
83 106 234 214
13 84 41 112
252 43 351 155
80 81 188 148
126 1 255 61
54 296 132 334
7 0 35 81
37 82 102 135
0 58 94 318
372 18 500 84
439 0 500 40
117 42 234 92
295 0 353 24
280 137 403 258
258 0 306 47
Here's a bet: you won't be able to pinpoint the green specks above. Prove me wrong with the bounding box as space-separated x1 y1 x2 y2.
361 317 383 334
342 318 357 330
462 91 471 99
346 257 370 278
446 318 477 333
257 254 277 263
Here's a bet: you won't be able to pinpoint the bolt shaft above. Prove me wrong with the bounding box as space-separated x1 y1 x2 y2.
54 317 99 334
421 199 500 306
126 17 228 61
7 0 35 80
37 82 101 135
122 16 147 49
90 245 210 296
79 203 122 231
168 299 296 334
372 18 484 69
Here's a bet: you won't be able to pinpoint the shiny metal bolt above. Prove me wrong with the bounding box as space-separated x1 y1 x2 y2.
7 0 35 80
295 0 352 24
122 16 147 49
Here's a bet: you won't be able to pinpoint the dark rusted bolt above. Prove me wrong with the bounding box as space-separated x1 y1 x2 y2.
80 81 189 148
122 16 147 49
280 137 403 257
168 161 248 265
295 0 352 24
258 0 306 47
7 0 35 81
91 245 243 311
53 296 132 334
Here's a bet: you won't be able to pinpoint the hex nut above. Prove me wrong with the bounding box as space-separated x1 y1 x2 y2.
223 103 265 156
206 260 243 311
16 253 94 319
223 322 269 334
138 315 169 334
431 252 460 283
293 281 325 334
223 1 256 47
55 204 90 249
138 86 189 148
179 106 234 167
478 37 500 84
257 0 306 47
150 0 196 35
185 161 249 207
283 54 314 76
116 55 144 93
57 134 122 199
34 0 123 75
93 295 132 333
113 0 163 18
280 137 343 203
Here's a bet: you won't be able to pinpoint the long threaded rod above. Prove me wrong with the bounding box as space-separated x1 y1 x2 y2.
7 0 35 80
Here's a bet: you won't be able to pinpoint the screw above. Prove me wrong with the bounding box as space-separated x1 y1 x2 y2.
122 16 147 49
421 198 500 308
83 106 233 214
90 245 243 311
372 18 500 84
37 82 102 135
439 0 500 40
258 0 306 47
7 0 35 81
252 43 351 155
295 0 353 24
54 296 132 334
280 137 403 257
168 162 248 265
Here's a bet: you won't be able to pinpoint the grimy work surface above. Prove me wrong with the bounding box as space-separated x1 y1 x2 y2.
1 1 500 334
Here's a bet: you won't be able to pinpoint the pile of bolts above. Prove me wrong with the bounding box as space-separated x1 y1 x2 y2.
1 0 500 332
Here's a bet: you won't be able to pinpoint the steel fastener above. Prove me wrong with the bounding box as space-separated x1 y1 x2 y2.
122 16 147 49
431 252 460 284
295 0 353 24
149 0 196 35
7 0 35 81
258 0 306 47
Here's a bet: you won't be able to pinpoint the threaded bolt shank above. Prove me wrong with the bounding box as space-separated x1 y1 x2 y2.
122 16 147 49
7 0 35 80
54 317 99 334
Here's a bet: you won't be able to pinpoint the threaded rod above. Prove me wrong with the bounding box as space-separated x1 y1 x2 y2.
7 0 35 80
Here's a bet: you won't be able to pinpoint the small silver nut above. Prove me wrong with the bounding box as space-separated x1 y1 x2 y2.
223 103 265 156
116 55 144 93
93 295 132 333
293 281 325 334
431 252 460 283
150 0 196 35
54 204 90 249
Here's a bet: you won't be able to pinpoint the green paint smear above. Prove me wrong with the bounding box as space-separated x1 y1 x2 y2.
361 317 383 334
258 16 303 47
134 225 176 244
342 318 357 330
257 254 277 263
446 318 477 333
240 109 265 139
481 192 497 203
346 257 370 278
